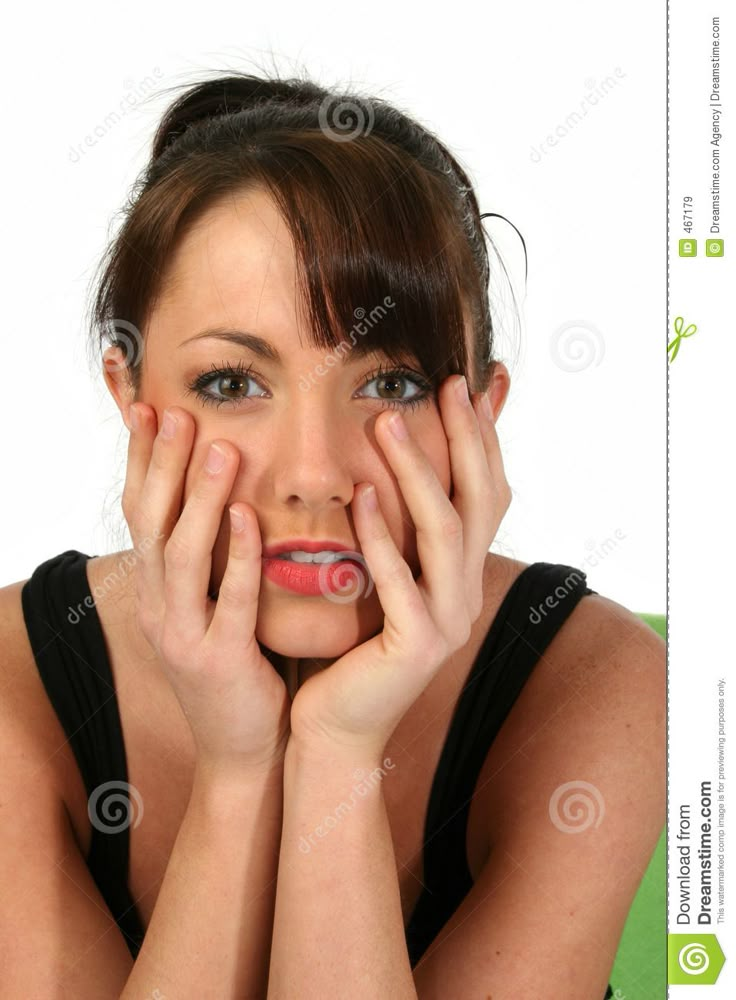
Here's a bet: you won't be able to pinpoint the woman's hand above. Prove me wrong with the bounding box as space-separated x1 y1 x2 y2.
122 404 291 773
288 374 512 757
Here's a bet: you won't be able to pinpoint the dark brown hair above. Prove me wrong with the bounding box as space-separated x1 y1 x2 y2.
87 68 523 399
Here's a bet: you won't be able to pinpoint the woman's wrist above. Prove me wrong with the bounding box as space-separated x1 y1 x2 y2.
193 747 287 796
284 729 388 773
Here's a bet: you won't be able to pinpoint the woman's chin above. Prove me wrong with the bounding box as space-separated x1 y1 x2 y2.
256 629 359 663
255 608 383 662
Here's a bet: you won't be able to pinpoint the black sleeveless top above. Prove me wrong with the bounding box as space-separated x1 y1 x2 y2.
20 550 613 999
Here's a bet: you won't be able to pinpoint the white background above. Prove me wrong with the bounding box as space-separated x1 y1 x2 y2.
0 0 665 613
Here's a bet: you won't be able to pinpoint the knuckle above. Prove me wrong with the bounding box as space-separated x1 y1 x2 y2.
158 626 184 666
191 476 215 505
121 492 135 528
439 512 463 541
149 441 168 472
164 533 191 571
136 604 158 644
214 579 243 612
423 632 449 664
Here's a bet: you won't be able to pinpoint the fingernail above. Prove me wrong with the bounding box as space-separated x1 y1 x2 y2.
454 375 470 406
388 412 408 440
229 506 246 533
206 442 226 473
362 484 377 512
161 409 177 440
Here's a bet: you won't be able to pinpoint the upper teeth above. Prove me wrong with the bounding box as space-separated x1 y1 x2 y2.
277 550 352 563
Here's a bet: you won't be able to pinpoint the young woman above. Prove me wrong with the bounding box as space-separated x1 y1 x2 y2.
0 70 664 999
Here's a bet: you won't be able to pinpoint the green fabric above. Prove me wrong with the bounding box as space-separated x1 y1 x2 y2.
608 613 666 997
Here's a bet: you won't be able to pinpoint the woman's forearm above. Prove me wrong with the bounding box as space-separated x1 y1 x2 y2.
267 739 416 999
119 758 284 1000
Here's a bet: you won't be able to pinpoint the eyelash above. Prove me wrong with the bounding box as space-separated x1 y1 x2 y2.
183 359 435 412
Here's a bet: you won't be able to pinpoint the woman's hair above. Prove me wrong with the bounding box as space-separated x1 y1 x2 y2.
87 66 523 399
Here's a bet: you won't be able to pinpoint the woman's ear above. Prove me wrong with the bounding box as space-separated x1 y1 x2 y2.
102 346 137 430
485 361 511 422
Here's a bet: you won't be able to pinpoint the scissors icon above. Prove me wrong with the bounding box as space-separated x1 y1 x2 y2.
668 316 697 363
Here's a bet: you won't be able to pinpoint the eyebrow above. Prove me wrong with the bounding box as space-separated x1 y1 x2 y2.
177 327 413 366
178 328 282 362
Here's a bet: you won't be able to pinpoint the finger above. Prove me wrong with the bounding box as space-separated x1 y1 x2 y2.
469 388 513 541
437 377 500 605
352 482 437 665
373 402 467 639
162 439 241 638
206 501 263 652
121 402 157 552
133 405 196 620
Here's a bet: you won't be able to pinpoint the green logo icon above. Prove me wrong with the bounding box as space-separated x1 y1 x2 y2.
706 238 724 256
679 239 697 256
668 316 697 363
668 933 725 984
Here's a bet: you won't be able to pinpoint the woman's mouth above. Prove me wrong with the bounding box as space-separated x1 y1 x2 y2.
261 553 372 598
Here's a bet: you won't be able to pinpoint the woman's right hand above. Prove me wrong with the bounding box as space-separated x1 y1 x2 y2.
122 402 291 775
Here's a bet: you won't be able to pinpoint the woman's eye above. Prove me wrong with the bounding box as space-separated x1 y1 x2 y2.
184 362 263 409
357 369 432 411
184 363 433 412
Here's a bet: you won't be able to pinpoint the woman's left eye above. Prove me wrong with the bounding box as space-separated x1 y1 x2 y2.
184 361 434 412
357 366 433 411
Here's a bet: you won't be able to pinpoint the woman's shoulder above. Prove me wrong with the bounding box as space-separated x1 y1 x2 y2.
475 555 666 852
481 552 665 718
0 574 85 811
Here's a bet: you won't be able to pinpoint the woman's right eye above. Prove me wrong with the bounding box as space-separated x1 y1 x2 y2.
183 360 264 410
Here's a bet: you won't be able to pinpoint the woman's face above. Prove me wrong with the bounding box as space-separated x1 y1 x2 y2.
105 186 506 667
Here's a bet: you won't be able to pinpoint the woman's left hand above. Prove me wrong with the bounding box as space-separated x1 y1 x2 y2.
289 373 512 758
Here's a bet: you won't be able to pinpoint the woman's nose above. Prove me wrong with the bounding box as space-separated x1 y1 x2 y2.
268 406 361 511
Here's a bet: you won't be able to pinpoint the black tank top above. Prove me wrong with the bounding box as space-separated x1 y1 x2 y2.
20 549 613 1000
